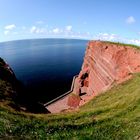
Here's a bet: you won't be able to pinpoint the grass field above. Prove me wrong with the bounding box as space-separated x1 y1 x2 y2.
1 73 140 139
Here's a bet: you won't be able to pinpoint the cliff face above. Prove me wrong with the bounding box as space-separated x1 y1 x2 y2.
0 57 18 100
0 58 17 83
73 41 140 105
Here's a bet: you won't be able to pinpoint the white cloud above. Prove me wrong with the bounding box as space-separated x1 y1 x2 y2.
4 30 18 36
128 39 140 45
65 25 72 32
52 28 61 34
30 26 37 33
37 28 46 34
5 24 16 30
30 26 47 34
126 16 136 24
4 30 10 35
29 25 89 38
93 33 140 46
95 33 119 41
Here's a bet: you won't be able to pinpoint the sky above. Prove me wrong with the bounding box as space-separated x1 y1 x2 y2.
0 0 140 44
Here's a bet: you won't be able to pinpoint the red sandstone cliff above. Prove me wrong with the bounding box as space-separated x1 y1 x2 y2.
73 41 140 105
46 41 140 113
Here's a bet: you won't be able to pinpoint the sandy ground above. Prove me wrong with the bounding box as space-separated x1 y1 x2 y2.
46 95 70 113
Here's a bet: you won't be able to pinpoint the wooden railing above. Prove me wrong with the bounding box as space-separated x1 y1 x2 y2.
44 75 78 107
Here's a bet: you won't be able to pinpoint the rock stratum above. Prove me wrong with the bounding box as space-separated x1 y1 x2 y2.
73 41 140 105
46 41 140 113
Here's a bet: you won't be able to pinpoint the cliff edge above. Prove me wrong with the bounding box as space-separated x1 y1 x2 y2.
73 41 140 105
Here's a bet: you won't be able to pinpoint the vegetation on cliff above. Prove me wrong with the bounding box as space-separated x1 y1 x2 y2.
1 42 140 139
1 73 140 139
103 41 140 49
0 58 17 101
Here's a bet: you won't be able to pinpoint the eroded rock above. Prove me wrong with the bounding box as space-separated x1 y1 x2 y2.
73 41 140 105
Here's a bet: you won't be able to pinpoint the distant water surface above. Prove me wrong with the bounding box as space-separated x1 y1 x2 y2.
0 39 88 103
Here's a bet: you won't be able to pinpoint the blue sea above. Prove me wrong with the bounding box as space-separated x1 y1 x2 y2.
0 39 88 103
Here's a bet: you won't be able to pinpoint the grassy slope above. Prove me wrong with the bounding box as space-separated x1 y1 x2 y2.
1 74 140 139
102 41 140 50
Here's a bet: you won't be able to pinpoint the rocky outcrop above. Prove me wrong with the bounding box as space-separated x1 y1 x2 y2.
0 57 50 113
0 57 18 100
67 93 81 108
73 41 140 105
0 58 17 83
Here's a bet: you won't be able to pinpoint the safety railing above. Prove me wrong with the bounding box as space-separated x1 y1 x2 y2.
44 75 78 107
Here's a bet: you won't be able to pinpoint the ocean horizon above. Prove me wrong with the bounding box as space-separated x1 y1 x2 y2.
0 38 88 103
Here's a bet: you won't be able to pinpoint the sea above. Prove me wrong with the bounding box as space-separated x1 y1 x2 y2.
0 38 88 103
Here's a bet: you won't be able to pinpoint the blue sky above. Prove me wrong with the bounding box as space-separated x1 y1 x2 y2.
0 0 140 44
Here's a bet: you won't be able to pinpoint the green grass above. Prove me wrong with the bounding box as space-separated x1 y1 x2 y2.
0 80 14 100
1 74 140 139
102 40 140 50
